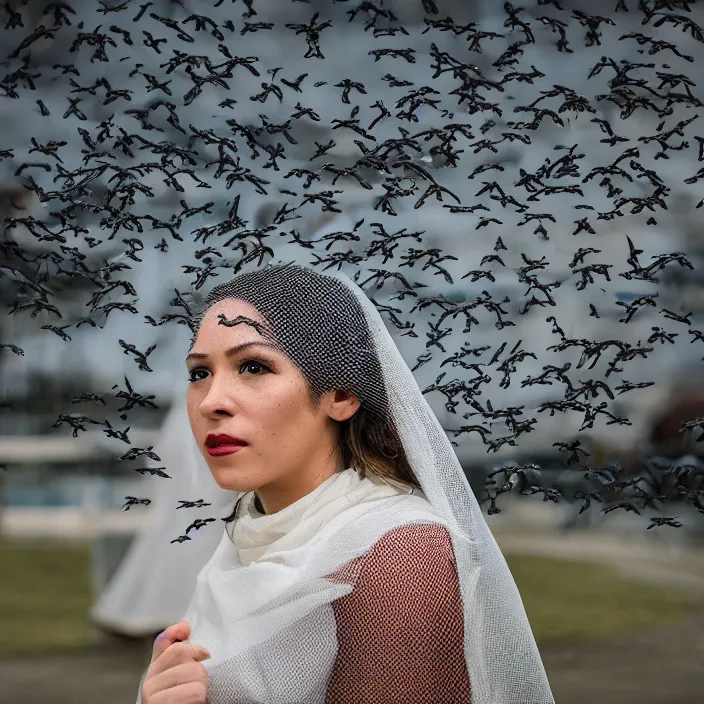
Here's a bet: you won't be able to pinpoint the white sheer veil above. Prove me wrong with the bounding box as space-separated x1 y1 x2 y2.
340 266 554 703
92 390 234 637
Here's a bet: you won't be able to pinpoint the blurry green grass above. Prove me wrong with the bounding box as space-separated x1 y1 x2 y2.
0 540 700 657
507 554 701 644
0 540 95 657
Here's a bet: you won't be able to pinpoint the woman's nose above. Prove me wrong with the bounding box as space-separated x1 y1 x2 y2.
199 379 236 417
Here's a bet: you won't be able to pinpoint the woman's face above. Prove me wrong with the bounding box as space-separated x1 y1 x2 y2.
186 298 359 513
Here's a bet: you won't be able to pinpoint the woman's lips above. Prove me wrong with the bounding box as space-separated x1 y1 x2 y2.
205 434 248 457
207 443 246 457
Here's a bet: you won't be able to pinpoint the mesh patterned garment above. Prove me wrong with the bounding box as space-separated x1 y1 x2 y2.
326 524 472 703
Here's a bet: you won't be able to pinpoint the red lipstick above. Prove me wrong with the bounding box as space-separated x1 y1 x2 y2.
205 433 248 457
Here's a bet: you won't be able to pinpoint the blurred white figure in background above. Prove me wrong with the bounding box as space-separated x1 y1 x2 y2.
90 391 234 638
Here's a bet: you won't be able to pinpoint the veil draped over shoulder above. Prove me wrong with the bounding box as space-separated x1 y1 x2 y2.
92 394 234 638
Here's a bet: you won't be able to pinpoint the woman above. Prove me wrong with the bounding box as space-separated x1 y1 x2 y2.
138 263 554 704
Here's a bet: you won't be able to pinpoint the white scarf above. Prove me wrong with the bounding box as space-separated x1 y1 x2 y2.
136 469 438 704
181 468 440 663
230 467 414 566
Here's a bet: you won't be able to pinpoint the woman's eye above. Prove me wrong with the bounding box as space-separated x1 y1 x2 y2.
240 360 268 375
188 368 209 382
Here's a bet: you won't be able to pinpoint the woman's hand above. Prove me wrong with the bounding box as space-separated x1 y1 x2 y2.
142 620 211 704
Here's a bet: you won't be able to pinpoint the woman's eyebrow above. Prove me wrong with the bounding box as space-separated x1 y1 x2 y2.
186 341 279 363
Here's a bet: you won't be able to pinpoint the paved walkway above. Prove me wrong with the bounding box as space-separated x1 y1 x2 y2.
0 639 150 704
544 613 704 704
495 528 704 592
0 616 702 704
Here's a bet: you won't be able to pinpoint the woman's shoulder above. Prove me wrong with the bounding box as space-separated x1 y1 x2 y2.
372 522 456 560
365 523 458 584
332 522 464 630
337 523 460 607
328 529 471 702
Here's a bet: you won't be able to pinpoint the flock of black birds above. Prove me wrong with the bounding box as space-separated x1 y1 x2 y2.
2 0 704 543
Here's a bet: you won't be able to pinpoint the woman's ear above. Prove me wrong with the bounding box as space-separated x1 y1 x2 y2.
325 390 361 422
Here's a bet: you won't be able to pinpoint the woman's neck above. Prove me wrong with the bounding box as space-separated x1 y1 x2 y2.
253 453 348 515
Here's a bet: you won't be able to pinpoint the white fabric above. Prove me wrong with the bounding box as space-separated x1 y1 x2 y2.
136 266 554 704
92 394 234 637
231 468 410 566
185 476 443 667
136 478 446 704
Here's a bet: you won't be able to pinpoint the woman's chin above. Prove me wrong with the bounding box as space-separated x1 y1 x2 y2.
209 468 260 494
